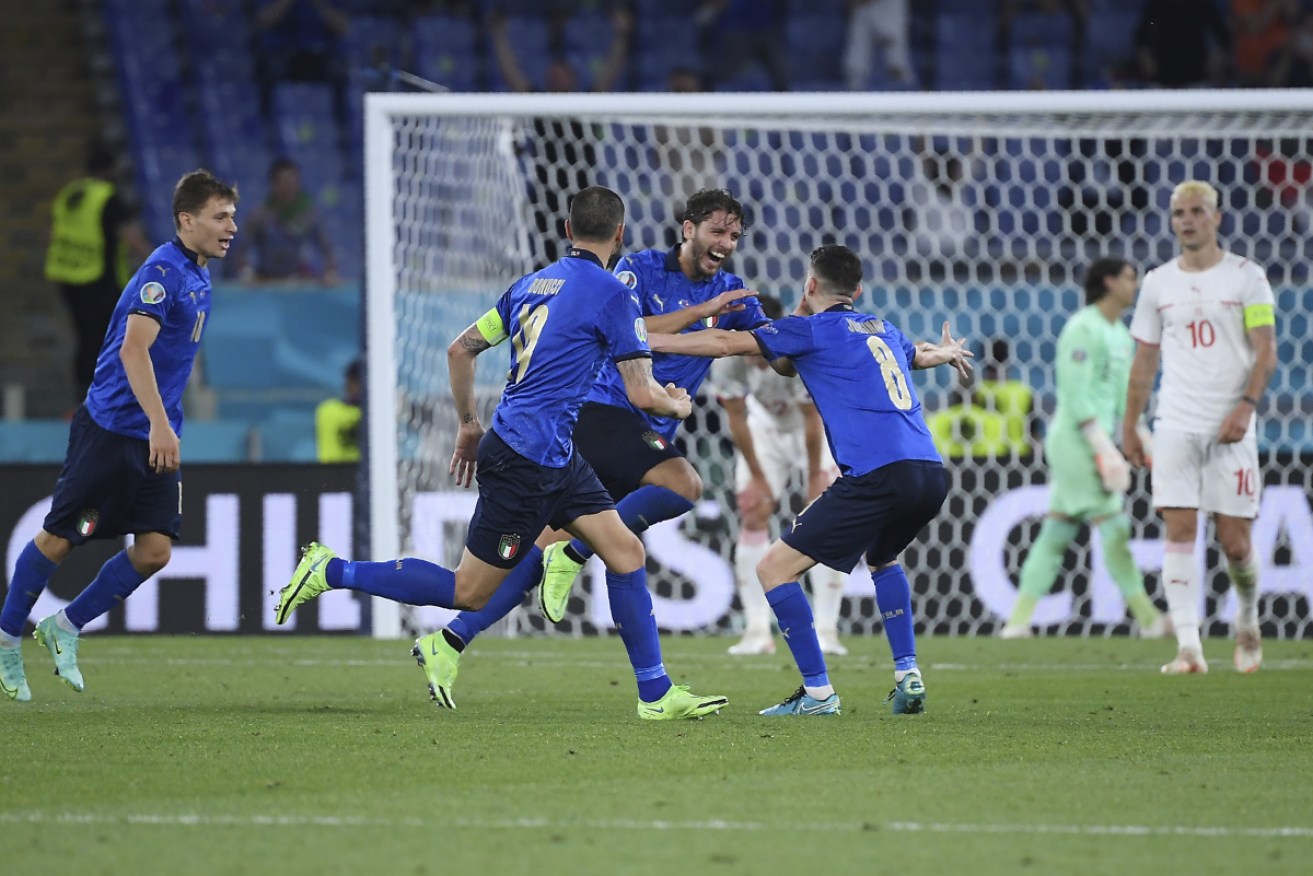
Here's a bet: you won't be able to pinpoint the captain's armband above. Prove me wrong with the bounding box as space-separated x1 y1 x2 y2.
1243 303 1275 330
475 308 509 345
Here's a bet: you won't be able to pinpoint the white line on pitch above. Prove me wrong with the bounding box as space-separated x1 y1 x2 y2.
1 812 1310 839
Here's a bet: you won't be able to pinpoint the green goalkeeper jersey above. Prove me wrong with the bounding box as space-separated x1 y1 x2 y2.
1050 305 1134 440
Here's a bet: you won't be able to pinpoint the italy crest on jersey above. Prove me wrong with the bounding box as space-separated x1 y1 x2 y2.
76 508 99 537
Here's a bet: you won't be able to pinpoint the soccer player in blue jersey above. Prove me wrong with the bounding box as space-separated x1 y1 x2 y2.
363 188 759 708
275 186 729 720
649 244 973 716
0 170 238 702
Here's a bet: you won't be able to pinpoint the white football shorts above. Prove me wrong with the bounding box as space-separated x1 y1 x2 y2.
734 415 837 498
1151 423 1261 519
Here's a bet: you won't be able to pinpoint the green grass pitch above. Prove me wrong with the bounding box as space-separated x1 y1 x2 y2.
5 634 1312 875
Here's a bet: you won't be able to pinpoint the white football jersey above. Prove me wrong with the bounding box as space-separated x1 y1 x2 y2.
1130 251 1274 432
711 356 810 431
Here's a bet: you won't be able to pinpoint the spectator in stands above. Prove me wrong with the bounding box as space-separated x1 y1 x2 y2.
1267 6 1313 86
44 142 152 404
255 0 350 116
1232 0 1299 87
976 338 1035 456
697 0 790 91
316 357 362 463
1134 0 1231 87
233 158 339 284
842 0 915 90
491 6 633 266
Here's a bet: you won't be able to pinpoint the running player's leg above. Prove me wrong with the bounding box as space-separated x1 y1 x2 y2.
1093 512 1163 633
806 443 846 655
540 404 695 621
567 507 727 719
756 537 838 714
862 461 948 714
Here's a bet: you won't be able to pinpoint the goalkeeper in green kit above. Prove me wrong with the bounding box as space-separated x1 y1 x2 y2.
1001 258 1166 638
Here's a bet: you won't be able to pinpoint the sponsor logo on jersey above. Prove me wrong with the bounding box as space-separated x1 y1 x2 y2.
634 318 648 343
642 431 668 451
77 509 100 537
140 281 167 304
497 533 521 560
154 264 168 276
616 270 638 289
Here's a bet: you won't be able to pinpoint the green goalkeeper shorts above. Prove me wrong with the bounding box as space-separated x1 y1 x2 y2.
1043 427 1123 521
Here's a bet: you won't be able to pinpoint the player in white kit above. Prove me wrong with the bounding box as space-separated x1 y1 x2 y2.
713 295 848 656
1123 181 1278 675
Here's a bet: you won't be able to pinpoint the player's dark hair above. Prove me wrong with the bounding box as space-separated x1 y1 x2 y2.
756 293 784 320
682 188 748 229
1084 256 1134 305
173 169 238 229
569 186 625 242
809 244 863 298
345 357 363 383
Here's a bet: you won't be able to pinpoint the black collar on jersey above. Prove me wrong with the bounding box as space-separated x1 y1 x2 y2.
565 247 604 269
171 237 201 265
824 302 856 313
663 245 683 272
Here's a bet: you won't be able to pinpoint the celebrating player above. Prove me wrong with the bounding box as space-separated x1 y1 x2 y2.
1123 181 1277 675
712 295 848 657
1 170 238 702
360 187 759 710
1000 257 1166 639
651 244 973 716
274 186 729 719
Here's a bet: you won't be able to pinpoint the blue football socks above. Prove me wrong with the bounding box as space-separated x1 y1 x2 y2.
1 540 59 639
873 564 918 673
330 557 456 608
65 550 147 629
606 566 672 702
767 582 829 688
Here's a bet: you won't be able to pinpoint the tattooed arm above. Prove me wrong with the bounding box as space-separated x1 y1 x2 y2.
617 357 693 420
447 321 495 487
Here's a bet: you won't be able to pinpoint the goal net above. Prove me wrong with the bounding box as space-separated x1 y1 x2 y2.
364 90 1313 640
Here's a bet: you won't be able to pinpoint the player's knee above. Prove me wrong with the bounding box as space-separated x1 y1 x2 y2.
129 541 171 576
34 530 73 564
1220 537 1252 565
755 554 790 590
602 529 646 574
452 577 492 612
648 460 702 502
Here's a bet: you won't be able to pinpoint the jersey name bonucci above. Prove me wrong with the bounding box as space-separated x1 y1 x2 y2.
1129 252 1274 433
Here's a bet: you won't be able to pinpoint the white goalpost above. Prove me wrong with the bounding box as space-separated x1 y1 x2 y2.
364 89 1313 640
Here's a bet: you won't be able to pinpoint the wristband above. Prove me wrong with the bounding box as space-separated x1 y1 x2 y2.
1240 395 1259 407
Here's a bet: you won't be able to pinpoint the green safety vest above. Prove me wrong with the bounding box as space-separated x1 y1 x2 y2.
45 178 122 286
927 405 1012 458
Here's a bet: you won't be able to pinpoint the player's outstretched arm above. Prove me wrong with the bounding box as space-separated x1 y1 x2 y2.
120 313 178 474
912 321 974 380
447 321 495 487
643 289 756 335
649 327 760 358
617 358 693 420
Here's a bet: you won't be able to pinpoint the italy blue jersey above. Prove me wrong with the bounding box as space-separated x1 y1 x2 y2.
487 249 651 468
585 246 766 440
753 307 941 477
84 239 212 440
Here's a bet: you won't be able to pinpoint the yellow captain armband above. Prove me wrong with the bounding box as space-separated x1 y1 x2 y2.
1243 303 1275 330
475 307 509 345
